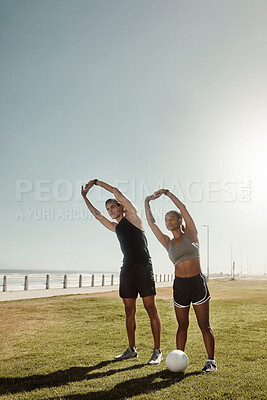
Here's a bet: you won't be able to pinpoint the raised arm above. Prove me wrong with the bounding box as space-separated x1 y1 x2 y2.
154 189 198 242
95 179 143 229
96 180 136 213
145 194 170 251
81 180 117 232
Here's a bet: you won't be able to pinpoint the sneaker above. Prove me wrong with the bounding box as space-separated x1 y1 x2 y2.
202 360 217 373
115 347 138 361
147 349 163 365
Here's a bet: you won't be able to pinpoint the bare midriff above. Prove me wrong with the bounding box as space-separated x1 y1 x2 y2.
175 257 202 278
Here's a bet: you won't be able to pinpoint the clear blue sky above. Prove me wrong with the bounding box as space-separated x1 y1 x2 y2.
1 0 266 275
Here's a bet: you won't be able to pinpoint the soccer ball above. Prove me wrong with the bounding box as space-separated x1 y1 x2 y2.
166 350 189 372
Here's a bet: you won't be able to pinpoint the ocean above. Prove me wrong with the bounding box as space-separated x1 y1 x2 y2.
0 269 119 291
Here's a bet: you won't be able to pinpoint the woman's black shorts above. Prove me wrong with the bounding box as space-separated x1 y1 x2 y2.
119 261 156 299
173 273 210 308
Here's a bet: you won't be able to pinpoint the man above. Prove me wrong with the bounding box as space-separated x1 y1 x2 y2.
81 178 162 365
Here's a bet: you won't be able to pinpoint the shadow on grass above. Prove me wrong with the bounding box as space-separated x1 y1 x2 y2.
52 369 201 399
0 359 146 395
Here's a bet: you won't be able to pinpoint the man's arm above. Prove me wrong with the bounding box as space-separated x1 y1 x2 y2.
95 179 143 230
81 181 117 232
95 180 137 214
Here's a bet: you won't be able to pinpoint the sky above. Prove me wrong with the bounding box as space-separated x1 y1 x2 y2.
1 0 267 275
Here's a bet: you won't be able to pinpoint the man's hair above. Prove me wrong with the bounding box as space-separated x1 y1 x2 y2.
105 198 122 208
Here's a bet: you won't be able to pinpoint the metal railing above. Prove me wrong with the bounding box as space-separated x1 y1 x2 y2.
2 273 173 292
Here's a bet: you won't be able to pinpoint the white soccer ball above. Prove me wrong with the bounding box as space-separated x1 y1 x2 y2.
166 350 189 372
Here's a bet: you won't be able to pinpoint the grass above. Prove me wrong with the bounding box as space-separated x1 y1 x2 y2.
0 279 266 399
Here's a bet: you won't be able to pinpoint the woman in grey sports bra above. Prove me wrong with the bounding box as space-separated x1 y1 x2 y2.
145 188 217 373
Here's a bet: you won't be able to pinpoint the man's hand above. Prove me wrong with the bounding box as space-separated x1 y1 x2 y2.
81 180 95 198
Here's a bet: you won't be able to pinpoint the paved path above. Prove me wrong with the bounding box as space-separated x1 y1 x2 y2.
0 281 172 302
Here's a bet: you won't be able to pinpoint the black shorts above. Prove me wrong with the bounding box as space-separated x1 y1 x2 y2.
119 261 156 299
173 273 210 308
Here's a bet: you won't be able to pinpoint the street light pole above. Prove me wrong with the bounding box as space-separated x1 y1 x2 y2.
229 243 233 278
202 224 210 281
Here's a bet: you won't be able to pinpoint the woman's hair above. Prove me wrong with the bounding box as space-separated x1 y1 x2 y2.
165 210 185 232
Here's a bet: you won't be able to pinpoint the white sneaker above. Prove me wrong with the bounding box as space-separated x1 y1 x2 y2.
115 347 138 361
147 349 163 365
202 360 217 373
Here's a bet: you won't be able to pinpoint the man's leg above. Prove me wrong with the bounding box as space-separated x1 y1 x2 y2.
115 298 138 360
123 298 137 349
142 295 161 350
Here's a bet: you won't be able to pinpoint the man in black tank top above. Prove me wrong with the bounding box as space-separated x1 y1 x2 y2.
81 179 162 365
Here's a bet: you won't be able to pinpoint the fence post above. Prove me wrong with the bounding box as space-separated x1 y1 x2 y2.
155 274 157 283
102 274 105 286
46 274 50 289
3 276 7 292
160 274 162 282
164 274 166 282
111 274 114 286
79 274 82 288
24 276 29 291
91 274 94 287
63 274 67 289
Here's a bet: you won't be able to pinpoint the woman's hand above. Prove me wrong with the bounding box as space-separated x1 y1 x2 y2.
145 194 157 202
153 188 169 198
146 189 169 202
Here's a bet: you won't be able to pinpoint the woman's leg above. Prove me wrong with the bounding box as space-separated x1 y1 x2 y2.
193 300 215 359
174 305 190 351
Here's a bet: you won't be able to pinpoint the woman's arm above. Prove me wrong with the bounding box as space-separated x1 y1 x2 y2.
154 189 198 243
154 189 198 242
145 194 170 251
165 190 198 235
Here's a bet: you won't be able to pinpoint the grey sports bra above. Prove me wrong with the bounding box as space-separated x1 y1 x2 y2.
168 234 200 266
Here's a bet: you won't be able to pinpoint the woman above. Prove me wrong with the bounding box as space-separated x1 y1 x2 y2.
145 188 216 373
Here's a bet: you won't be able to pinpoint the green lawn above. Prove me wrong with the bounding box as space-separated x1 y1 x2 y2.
0 279 266 399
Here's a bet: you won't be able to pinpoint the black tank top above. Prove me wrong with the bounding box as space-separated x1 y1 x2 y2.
115 217 151 266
